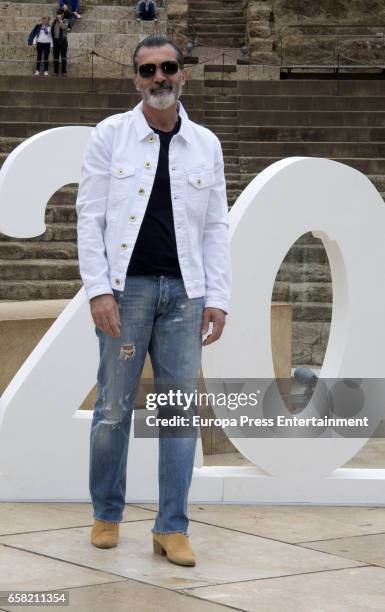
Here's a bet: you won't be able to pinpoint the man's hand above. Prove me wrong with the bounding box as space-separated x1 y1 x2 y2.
90 294 121 337
201 307 226 346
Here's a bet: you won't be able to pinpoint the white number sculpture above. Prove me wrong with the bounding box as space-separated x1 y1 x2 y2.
1 130 385 504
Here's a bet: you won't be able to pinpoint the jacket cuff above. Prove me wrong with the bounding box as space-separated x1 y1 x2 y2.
204 297 229 314
85 284 114 302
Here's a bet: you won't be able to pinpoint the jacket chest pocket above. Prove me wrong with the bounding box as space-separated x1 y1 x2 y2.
109 164 136 201
186 168 215 217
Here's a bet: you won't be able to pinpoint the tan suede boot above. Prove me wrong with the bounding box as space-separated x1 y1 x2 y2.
153 532 196 566
91 519 119 548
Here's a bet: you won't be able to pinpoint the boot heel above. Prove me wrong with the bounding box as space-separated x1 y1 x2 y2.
153 539 166 556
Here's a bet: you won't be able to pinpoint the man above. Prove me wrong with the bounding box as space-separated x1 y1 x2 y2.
51 9 68 75
136 0 157 21
76 34 231 567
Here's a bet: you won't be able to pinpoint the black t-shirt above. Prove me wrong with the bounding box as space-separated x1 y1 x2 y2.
126 116 182 277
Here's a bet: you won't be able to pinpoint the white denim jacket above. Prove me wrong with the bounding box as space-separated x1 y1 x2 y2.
76 99 231 312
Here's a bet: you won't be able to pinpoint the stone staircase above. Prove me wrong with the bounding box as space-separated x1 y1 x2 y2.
273 0 385 67
188 0 247 49
2 76 385 364
0 0 167 76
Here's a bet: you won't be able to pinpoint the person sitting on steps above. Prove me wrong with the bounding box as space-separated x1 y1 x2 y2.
59 0 81 20
61 3 76 32
136 0 158 21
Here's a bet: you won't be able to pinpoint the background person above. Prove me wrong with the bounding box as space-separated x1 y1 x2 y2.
28 16 53 76
59 0 81 19
51 9 69 75
61 3 76 32
136 0 157 21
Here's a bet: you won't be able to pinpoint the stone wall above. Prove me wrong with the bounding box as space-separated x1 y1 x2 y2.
273 0 385 64
245 0 278 64
167 0 189 54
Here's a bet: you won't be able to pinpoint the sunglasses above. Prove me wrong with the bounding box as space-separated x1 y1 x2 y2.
137 60 181 79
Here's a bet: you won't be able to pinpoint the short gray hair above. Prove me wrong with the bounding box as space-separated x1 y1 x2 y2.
132 34 184 73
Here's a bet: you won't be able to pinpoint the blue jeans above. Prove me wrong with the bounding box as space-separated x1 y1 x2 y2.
89 275 204 535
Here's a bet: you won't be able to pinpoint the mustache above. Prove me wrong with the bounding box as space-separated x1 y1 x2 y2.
149 82 174 93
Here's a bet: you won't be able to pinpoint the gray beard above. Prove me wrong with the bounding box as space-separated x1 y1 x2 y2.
142 81 182 110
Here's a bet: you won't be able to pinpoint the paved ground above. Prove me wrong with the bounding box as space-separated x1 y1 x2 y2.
1 444 385 611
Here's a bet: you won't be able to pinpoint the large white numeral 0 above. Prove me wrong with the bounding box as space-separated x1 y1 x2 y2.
202 157 385 479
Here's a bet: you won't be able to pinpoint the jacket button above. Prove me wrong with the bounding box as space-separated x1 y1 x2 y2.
138 187 145 195
115 278 121 285
144 161 151 169
129 215 136 222
116 168 124 176
121 243 128 249
148 135 155 143
196 178 202 186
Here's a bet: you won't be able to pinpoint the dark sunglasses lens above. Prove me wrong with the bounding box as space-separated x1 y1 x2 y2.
161 61 179 75
139 64 156 78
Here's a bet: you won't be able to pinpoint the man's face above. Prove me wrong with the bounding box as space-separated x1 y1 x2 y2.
42 17 49 25
133 44 187 110
63 4 68 10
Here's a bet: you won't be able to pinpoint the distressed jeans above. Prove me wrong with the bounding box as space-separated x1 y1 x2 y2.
89 275 204 535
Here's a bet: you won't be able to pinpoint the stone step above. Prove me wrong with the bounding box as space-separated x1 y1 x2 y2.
239 80 385 96
84 6 165 19
369 175 385 190
240 141 385 157
196 35 246 46
240 156 385 174
0 241 78 259
0 136 23 153
0 16 165 32
204 94 238 101
273 281 332 303
283 245 329 264
0 259 80 280
190 17 245 25
247 51 278 63
190 7 242 14
191 23 245 33
276 262 331 283
0 0 167 18
0 279 81 300
0 106 127 122
291 321 330 366
0 32 144 50
204 104 238 111
0 121 92 137
238 110 385 127
203 124 239 133
224 163 240 172
0 91 204 112
292 302 332 323
0 223 77 241
204 80 239 89
238 95 385 112
239 126 385 142
204 117 238 125
45 204 78 223
0 75 139 92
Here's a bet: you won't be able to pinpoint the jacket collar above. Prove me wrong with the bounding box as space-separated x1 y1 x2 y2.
132 99 192 144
